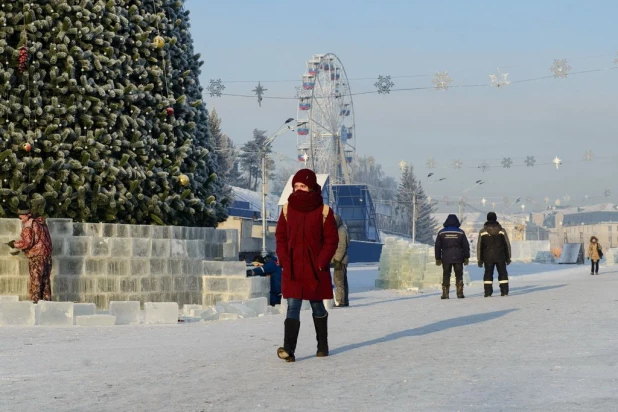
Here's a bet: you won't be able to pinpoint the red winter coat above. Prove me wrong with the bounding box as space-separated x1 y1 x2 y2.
275 191 339 300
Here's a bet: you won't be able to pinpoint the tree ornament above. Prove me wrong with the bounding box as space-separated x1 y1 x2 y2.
153 35 165 49
22 142 32 152
178 174 189 186
18 46 28 73
166 107 174 116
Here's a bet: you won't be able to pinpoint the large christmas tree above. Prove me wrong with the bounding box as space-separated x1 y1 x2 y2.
0 0 229 226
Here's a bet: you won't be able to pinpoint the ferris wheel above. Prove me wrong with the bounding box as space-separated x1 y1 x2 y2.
296 53 355 184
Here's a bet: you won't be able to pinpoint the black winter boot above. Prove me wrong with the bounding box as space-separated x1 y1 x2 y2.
313 313 329 357
441 285 450 299
484 284 493 297
456 282 465 299
500 283 509 296
277 318 300 362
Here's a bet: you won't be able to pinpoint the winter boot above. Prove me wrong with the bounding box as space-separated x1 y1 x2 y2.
313 313 329 357
277 318 300 362
500 283 509 296
440 285 450 300
484 284 493 297
456 282 465 299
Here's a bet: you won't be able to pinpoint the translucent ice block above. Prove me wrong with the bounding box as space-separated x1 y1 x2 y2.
183 304 203 316
0 301 35 325
0 295 19 302
144 302 179 324
218 312 239 320
73 303 96 320
37 301 74 326
226 303 257 318
243 297 268 316
76 315 117 326
109 301 140 325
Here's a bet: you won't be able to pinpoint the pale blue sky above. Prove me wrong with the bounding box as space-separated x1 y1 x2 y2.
185 0 618 212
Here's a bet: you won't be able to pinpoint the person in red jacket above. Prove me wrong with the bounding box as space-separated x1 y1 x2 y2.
275 169 339 362
8 203 53 303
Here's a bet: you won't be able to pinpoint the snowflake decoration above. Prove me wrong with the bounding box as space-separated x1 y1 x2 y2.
207 78 225 97
584 194 590 201
550 58 571 78
301 153 309 162
553 156 562 170
525 156 536 167
374 75 394 94
481 197 487 207
605 189 611 197
478 161 490 173
252 82 267 107
501 157 513 168
427 196 432 204
520 204 526 211
583 150 593 161
555 199 561 206
452 159 463 169
295 86 311 99
489 68 510 88
399 160 408 171
491 202 496 209
432 71 452 91
544 196 550 204
426 158 436 169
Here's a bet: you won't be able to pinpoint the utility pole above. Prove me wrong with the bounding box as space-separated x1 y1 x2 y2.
260 118 295 257
412 191 417 244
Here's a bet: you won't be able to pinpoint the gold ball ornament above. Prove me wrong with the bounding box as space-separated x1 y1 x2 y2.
178 174 189 186
153 35 165 49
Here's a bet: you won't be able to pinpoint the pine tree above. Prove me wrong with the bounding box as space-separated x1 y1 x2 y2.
238 129 275 191
0 0 228 226
396 164 437 244
208 108 241 186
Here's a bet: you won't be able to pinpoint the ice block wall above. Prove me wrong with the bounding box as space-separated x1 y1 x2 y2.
375 237 470 290
0 219 268 309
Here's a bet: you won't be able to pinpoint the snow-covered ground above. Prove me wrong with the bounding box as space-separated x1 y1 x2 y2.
1 264 617 411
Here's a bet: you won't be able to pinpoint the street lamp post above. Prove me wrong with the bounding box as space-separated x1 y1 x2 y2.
261 118 295 257
459 180 484 221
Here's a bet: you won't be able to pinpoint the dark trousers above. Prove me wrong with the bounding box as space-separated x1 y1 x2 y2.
483 261 509 293
334 264 349 305
442 263 464 287
590 260 599 273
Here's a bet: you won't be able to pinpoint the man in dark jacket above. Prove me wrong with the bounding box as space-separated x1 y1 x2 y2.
477 212 512 297
246 254 282 306
435 214 470 299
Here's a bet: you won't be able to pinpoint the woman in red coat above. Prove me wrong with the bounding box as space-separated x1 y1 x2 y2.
275 169 339 362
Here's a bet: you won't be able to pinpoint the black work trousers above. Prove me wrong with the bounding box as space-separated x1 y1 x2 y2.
442 263 464 287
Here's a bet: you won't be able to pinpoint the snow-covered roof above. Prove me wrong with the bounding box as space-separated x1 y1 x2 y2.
230 186 280 220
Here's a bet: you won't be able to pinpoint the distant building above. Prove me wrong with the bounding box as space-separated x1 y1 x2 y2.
532 203 618 250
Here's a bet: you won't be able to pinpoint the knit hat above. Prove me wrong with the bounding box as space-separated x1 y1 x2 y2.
17 201 30 216
292 168 318 191
487 212 497 222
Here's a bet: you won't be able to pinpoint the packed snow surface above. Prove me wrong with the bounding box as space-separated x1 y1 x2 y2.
1 263 617 411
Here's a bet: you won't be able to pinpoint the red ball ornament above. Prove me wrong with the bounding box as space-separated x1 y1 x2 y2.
18 46 28 73
166 107 174 116
23 143 32 152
